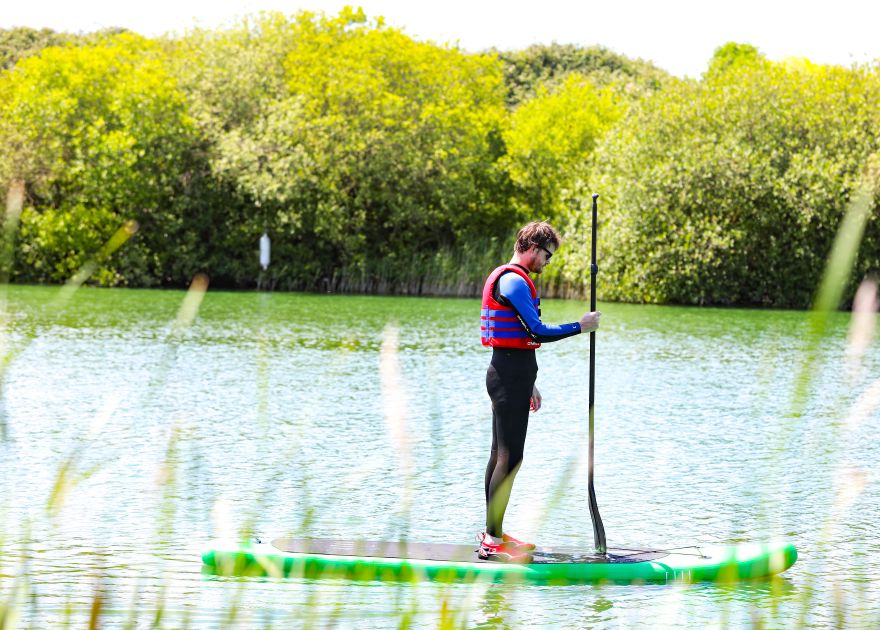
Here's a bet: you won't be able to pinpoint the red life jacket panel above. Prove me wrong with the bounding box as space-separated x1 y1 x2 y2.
480 264 541 349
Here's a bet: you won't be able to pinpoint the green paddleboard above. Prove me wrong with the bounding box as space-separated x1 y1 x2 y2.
202 537 797 584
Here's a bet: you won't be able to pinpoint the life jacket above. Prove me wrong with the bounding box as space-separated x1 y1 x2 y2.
480 264 541 349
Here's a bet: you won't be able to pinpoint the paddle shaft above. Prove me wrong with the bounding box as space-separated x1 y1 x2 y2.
588 193 607 554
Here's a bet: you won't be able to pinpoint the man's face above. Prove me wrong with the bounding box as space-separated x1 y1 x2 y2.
528 243 555 274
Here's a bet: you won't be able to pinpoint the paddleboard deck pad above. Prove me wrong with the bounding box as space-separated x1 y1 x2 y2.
202 537 797 584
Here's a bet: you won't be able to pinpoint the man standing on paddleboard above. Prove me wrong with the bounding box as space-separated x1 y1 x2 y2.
479 222 600 562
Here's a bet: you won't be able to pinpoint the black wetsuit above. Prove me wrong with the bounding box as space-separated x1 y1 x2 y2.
484 267 581 537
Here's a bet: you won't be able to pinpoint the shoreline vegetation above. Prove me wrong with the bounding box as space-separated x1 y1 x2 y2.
0 9 878 307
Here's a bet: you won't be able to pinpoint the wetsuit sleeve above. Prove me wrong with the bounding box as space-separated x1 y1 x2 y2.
497 273 581 343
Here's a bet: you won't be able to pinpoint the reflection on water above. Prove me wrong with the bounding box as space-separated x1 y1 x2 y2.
1 285 878 627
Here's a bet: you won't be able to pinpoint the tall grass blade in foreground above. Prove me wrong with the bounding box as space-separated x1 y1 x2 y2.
380 324 414 533
792 170 877 414
0 180 24 442
788 164 879 626
49 220 139 312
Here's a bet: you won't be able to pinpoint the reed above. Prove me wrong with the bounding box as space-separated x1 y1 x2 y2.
320 231 595 300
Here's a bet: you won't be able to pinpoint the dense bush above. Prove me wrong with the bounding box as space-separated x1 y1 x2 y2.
0 33 202 285
502 74 624 223
170 9 516 290
569 47 880 307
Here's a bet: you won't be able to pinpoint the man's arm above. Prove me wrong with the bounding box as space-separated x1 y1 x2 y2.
497 273 581 343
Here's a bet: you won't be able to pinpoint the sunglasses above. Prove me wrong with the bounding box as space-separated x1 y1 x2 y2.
537 245 553 261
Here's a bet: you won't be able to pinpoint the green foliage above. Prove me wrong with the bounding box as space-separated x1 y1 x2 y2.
17 205 121 284
581 57 880 307
163 13 307 287
2 19 878 307
502 75 624 222
0 33 199 285
168 13 298 137
0 27 131 70
495 43 670 107
282 10 511 252
0 27 73 70
179 9 514 290
705 42 765 78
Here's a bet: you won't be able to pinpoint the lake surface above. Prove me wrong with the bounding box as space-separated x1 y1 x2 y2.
1 284 878 627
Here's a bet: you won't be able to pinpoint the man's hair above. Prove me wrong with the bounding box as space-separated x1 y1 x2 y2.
514 221 561 253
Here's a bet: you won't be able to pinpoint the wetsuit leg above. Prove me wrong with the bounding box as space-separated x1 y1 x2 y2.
484 348 538 537
484 407 498 504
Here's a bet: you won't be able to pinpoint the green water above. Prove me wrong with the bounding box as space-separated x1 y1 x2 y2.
1 285 878 627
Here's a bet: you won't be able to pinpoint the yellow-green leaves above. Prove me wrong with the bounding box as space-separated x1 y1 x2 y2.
0 33 195 285
503 75 624 221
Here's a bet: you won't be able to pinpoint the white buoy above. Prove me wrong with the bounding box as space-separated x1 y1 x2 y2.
260 232 271 270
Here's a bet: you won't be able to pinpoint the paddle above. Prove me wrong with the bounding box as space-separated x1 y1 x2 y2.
588 193 607 554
